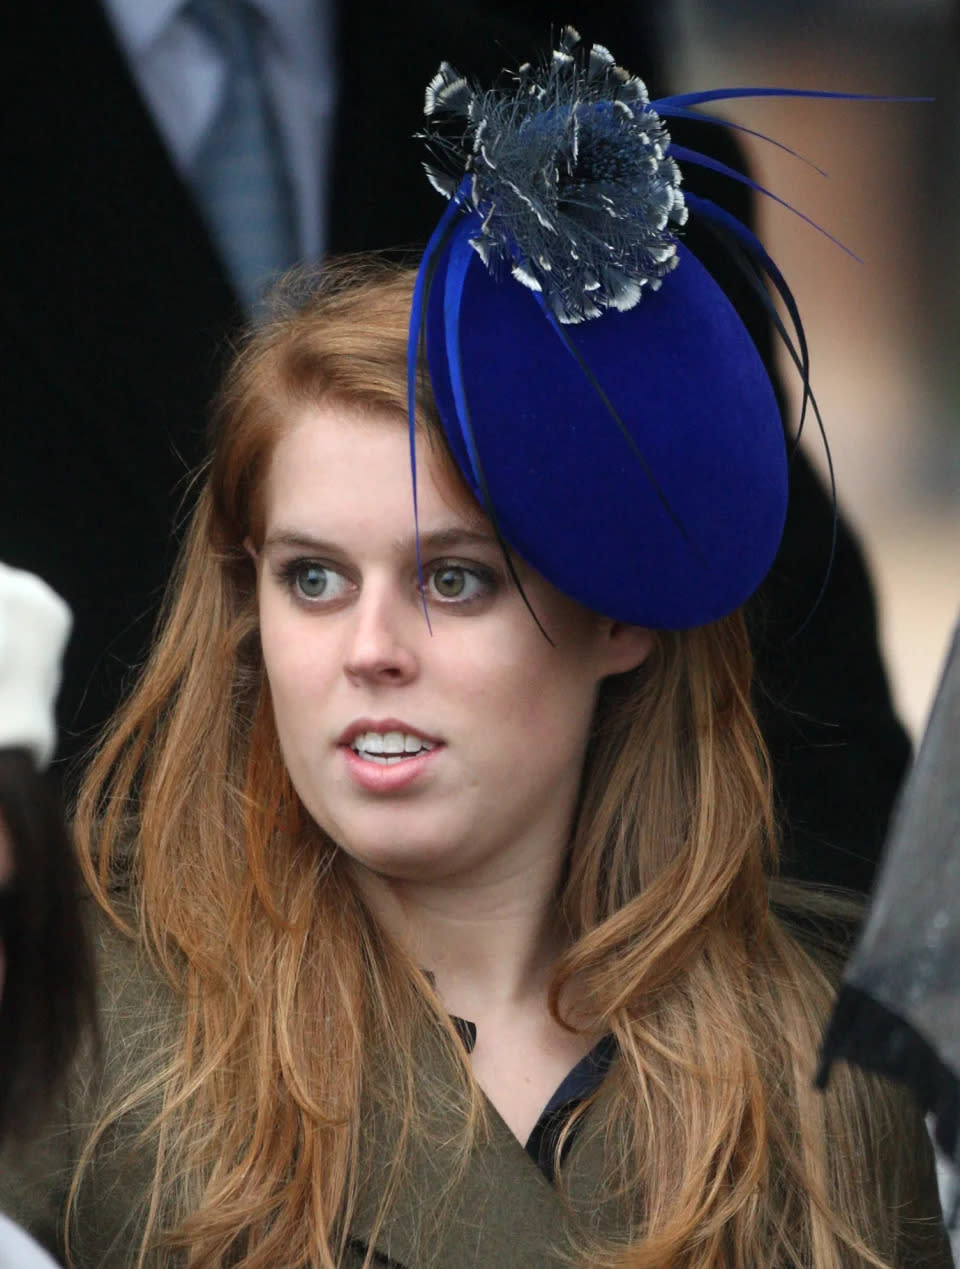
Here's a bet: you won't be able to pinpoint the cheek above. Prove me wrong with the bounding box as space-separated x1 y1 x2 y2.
258 604 333 735
454 635 599 752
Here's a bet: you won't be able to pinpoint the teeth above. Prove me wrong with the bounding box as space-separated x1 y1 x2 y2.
350 730 437 761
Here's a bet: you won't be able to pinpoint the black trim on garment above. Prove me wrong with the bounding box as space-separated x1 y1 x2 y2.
524 1034 618 1182
451 1015 617 1183
819 984 959 1166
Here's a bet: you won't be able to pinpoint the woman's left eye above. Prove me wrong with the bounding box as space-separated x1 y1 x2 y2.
424 563 495 605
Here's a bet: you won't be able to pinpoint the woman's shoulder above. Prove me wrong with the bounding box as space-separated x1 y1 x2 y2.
865 1074 956 1267
86 890 176 1042
771 888 954 1263
0 892 175 1265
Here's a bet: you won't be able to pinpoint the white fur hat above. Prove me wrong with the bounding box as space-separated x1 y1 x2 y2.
0 563 72 769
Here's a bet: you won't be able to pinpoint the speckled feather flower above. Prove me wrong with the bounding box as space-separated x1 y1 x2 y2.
422 26 688 324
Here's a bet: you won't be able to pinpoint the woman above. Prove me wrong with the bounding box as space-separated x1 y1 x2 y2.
4 30 952 1269
9 255 937 1267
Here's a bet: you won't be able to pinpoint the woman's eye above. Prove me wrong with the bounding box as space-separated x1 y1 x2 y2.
425 563 494 605
433 566 468 598
296 564 328 598
280 561 351 605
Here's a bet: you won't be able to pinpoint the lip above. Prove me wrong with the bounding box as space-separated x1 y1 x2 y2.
337 718 442 747
337 718 445 796
340 744 442 794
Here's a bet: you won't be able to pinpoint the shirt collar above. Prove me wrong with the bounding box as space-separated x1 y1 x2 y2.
104 0 333 110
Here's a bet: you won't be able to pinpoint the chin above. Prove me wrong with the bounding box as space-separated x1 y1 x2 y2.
316 812 465 884
348 842 469 886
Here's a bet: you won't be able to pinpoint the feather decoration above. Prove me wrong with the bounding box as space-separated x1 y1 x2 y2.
422 26 687 324
420 26 928 330
406 196 555 640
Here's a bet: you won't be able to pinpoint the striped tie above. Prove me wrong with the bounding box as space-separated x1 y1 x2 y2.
187 0 298 309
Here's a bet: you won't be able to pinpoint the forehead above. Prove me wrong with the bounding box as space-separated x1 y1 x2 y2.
262 402 485 538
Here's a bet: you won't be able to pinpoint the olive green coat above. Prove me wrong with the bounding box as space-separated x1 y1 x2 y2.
0 912 952 1268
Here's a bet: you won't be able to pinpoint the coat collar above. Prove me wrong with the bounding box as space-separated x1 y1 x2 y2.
347 1029 627 1269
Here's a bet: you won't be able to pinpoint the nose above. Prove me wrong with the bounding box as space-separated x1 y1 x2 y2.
342 582 420 687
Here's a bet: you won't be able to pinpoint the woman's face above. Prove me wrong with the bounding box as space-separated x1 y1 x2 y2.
254 403 651 888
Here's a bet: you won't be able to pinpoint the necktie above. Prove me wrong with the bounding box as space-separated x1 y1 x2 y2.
187 0 298 308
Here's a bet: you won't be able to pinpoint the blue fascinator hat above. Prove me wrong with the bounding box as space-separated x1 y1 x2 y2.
408 27 875 628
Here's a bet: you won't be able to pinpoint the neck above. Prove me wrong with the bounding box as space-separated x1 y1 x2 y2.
352 850 569 1022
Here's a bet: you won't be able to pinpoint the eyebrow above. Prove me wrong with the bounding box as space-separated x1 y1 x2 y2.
262 527 500 555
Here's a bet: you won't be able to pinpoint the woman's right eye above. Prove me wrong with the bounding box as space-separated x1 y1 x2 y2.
278 561 352 605
295 563 328 598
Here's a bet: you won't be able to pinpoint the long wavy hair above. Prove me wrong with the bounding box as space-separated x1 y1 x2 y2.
72 257 923 1268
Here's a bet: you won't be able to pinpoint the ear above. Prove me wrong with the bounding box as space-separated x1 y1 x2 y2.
596 621 655 679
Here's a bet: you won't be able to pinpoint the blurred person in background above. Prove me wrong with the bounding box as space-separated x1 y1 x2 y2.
0 563 96 1266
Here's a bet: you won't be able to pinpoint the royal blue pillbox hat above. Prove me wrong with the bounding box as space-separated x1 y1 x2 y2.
424 216 787 628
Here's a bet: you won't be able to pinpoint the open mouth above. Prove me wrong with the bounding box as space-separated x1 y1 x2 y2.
349 731 438 765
